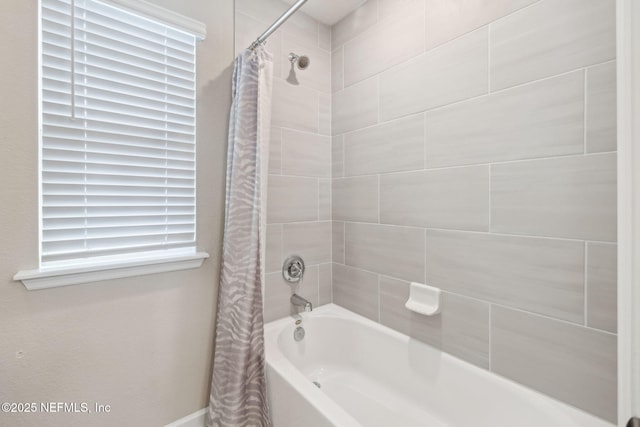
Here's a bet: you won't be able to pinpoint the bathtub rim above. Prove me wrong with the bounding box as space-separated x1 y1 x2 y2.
263 303 614 427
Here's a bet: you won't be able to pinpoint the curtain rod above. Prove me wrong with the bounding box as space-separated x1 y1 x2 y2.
248 0 309 50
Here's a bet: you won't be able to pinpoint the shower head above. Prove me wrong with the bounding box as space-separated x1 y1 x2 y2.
289 52 310 70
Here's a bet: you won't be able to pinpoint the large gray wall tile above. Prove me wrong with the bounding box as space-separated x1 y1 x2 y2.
424 0 538 51
332 135 344 177
380 276 490 368
332 77 379 135
332 176 379 223
319 179 331 221
282 221 332 265
333 263 379 321
269 127 282 174
264 265 319 322
331 0 378 49
380 166 490 231
345 223 425 282
587 61 617 153
332 221 345 263
332 47 344 93
267 176 318 223
426 230 585 323
319 263 332 305
425 72 585 168
441 293 490 369
343 0 425 86
281 129 330 177
379 28 488 121
492 154 617 242
492 306 617 422
266 224 282 273
587 242 617 333
272 78 319 133
319 23 331 50
490 0 616 90
319 92 331 136
344 114 424 176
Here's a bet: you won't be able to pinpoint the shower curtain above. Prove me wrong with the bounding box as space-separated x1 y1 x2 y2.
207 47 273 427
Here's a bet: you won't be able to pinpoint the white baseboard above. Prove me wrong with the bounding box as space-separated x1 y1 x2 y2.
165 408 207 427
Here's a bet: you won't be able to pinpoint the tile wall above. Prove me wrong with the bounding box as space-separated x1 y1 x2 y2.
237 0 618 422
331 0 617 421
235 0 333 322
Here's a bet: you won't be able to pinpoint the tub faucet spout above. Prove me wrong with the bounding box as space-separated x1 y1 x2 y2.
290 294 313 312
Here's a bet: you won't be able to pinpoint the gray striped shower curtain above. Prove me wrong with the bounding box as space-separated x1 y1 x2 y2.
207 47 273 427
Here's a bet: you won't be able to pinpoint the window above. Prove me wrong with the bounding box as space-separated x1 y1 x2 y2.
15 0 208 289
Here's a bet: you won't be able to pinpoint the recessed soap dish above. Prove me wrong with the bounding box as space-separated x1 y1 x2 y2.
405 282 441 316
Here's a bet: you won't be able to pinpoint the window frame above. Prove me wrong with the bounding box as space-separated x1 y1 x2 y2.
15 0 208 290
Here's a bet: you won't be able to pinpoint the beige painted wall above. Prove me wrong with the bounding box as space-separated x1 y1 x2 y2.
0 1 233 426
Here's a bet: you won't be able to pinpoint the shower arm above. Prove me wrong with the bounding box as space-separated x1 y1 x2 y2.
248 0 308 50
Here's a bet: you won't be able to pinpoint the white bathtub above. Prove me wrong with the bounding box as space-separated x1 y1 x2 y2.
264 304 614 427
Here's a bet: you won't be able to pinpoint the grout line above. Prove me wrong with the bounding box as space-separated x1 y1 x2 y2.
377 274 381 322
341 262 617 336
376 75 381 125
278 128 283 175
488 304 493 371
270 173 331 180
269 220 333 228
278 125 330 138
329 222 333 273
339 58 614 120
488 164 493 233
584 242 589 326
340 45 345 93
279 223 284 270
487 24 491 93
423 112 428 169
377 174 381 224
584 58 616 70
424 228 428 285
422 0 427 54
341 135 345 177
330 262 334 303
342 221 346 264
583 68 588 154
317 94 321 135
317 179 321 221
337 220 616 245
328 150 617 179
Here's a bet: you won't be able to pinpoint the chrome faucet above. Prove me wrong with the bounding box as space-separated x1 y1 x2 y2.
290 294 313 312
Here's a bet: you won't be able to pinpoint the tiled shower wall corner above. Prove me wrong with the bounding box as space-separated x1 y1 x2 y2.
237 0 617 422
235 0 333 322
330 0 617 422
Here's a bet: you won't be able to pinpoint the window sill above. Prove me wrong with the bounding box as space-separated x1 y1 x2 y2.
14 252 210 291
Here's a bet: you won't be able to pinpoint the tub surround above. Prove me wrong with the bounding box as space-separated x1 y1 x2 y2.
235 0 618 422
330 0 617 422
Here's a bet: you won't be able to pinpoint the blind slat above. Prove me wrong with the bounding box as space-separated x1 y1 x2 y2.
41 0 198 266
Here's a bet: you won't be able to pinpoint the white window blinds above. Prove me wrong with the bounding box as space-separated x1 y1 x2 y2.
40 0 198 266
